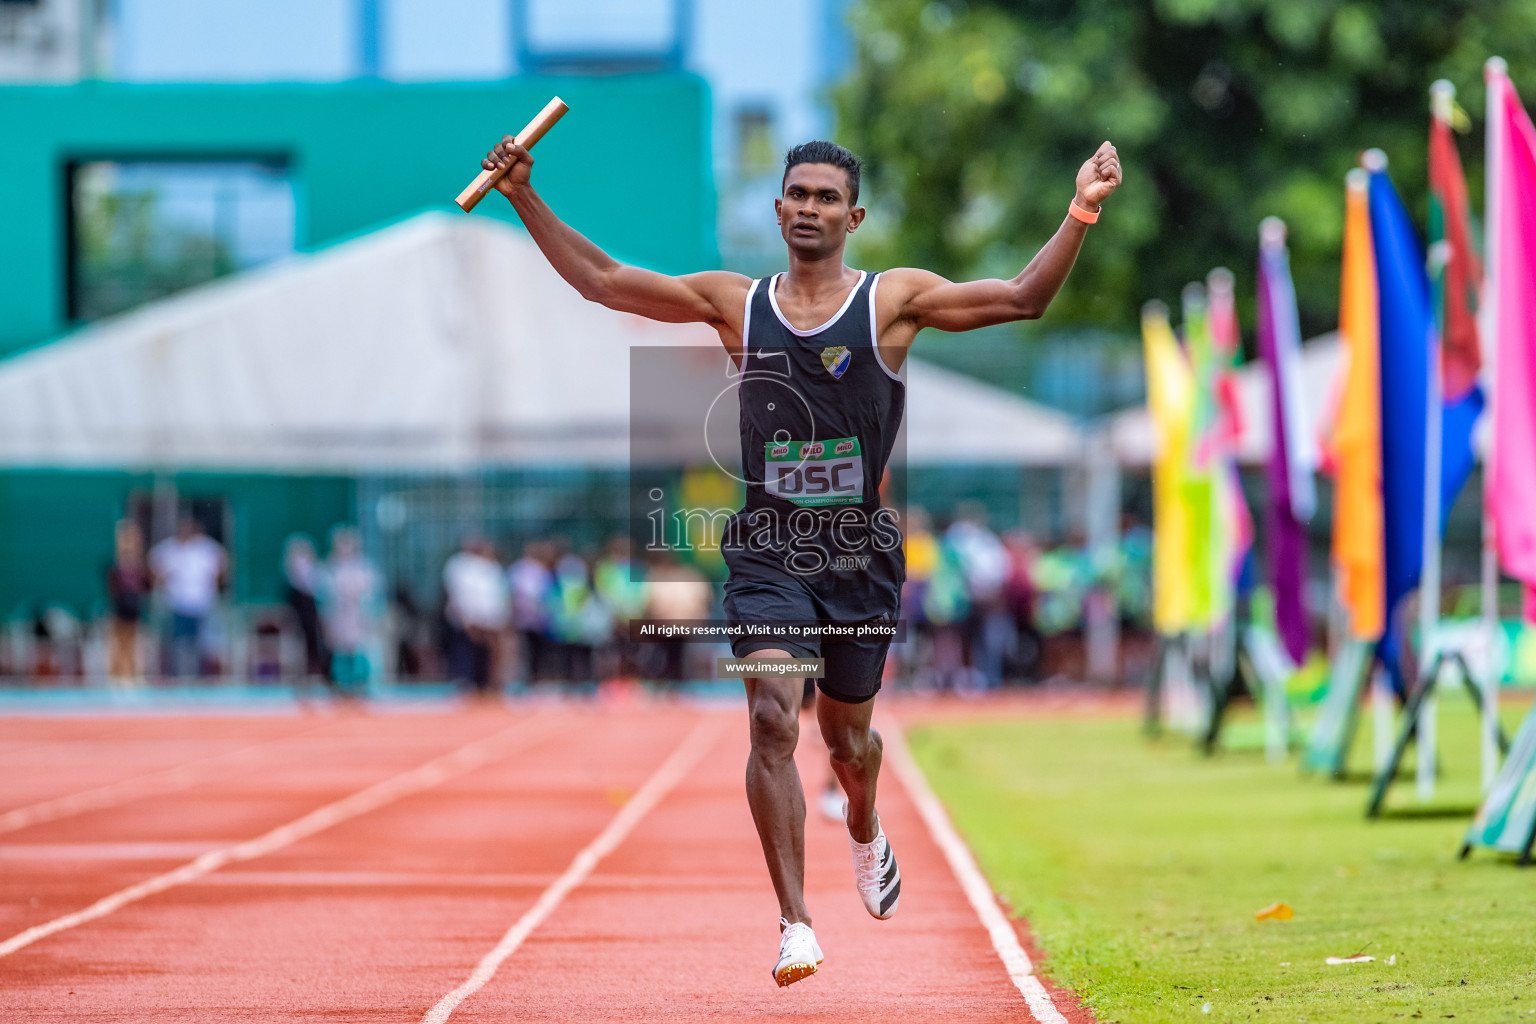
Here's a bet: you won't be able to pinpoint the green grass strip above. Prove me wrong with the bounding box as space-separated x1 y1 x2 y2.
909 699 1536 1023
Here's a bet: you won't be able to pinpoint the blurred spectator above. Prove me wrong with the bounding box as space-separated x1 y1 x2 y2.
947 507 1011 606
508 539 555 683
32 607 85 680
149 516 227 680
896 508 936 681
549 550 612 684
1115 520 1154 629
282 534 328 685
105 519 150 686
390 584 433 680
31 609 60 679
1002 531 1044 681
946 508 1013 692
319 526 381 695
594 536 648 679
643 552 713 682
911 525 970 693
1033 539 1092 637
443 537 508 695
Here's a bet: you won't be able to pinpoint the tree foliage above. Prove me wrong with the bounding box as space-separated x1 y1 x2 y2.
836 0 1536 337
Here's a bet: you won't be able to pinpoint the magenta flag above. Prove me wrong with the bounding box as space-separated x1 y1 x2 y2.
1487 61 1536 619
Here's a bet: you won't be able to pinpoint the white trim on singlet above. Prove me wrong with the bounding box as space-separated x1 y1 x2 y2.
867 272 902 382
766 270 868 337
739 277 761 373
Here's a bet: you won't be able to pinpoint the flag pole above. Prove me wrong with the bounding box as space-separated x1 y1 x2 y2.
1479 57 1508 791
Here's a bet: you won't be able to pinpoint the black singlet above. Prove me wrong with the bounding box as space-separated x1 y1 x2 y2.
736 271 905 511
721 270 906 698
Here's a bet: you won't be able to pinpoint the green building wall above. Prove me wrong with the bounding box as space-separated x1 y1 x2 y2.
0 74 717 357
0 75 717 617
0 472 356 616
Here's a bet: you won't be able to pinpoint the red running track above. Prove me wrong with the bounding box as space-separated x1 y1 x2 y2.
0 703 1088 1022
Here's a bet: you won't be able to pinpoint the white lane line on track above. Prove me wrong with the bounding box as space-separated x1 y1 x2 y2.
195 869 758 890
0 714 554 960
0 724 340 836
882 715 1071 1024
421 713 725 1024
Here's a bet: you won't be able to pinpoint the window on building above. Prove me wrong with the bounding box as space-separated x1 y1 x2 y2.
518 0 683 72
67 159 295 323
735 107 776 178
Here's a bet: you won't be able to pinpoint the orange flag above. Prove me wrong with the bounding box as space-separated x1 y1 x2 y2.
1331 169 1386 640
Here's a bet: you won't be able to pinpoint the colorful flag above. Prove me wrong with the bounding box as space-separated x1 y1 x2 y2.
1484 60 1536 620
1428 88 1484 402
1207 268 1255 588
1181 285 1232 629
1429 85 1488 527
1368 161 1432 625
1207 268 1246 442
1331 170 1386 641
1256 218 1315 663
1142 300 1194 635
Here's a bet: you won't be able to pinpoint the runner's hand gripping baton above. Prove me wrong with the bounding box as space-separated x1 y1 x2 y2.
454 96 569 212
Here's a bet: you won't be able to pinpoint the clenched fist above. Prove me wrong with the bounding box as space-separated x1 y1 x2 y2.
1075 141 1122 211
482 136 534 198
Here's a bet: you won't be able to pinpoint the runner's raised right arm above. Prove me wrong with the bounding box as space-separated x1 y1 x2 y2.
483 139 746 329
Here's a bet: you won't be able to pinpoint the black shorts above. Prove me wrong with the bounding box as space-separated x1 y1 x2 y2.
732 632 892 704
722 508 903 705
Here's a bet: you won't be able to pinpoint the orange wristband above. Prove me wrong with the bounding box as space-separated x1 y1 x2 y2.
1069 199 1100 224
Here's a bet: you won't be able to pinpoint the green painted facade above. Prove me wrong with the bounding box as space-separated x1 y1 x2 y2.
0 74 716 356
0 471 355 615
0 75 716 615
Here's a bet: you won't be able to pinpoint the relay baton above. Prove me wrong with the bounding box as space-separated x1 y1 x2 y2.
454 96 569 212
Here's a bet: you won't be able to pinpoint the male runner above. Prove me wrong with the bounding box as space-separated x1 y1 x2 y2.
481 134 1121 986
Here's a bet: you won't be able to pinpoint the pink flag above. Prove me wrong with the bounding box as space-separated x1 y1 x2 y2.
1486 61 1536 619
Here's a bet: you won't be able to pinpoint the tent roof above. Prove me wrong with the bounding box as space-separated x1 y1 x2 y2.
0 212 1082 471
904 359 1083 465
1105 333 1343 466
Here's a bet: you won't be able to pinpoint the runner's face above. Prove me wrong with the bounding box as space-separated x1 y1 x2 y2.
775 164 864 258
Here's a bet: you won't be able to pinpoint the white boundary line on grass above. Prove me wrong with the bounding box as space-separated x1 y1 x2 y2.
882 715 1071 1024
420 713 725 1024
0 714 554 959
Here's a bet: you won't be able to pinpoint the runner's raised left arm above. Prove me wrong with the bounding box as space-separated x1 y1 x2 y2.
887 142 1122 333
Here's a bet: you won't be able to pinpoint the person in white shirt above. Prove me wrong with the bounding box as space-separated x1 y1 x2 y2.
318 526 382 696
149 516 228 680
442 538 509 695
508 539 555 683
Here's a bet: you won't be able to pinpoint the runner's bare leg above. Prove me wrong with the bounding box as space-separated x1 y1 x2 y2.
744 661 810 925
817 691 881 844
798 686 846 816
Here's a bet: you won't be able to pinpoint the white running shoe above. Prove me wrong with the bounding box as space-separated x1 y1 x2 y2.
819 786 846 823
772 919 823 988
847 814 901 920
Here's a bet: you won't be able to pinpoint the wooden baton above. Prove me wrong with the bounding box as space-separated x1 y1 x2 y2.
454 96 569 212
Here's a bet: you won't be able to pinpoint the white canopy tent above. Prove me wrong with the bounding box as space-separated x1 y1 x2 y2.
0 212 1083 471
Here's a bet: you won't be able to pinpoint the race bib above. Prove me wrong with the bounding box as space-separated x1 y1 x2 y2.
764 436 864 506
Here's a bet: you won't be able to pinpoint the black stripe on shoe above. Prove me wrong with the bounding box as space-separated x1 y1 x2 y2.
878 875 902 916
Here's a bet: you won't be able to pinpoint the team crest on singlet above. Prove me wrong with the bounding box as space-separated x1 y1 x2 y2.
820 345 851 379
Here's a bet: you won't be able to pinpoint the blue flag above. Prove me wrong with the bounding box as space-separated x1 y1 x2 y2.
1368 170 1431 623
1442 384 1485 531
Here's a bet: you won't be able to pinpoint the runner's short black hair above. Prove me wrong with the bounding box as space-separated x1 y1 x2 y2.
783 141 861 204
